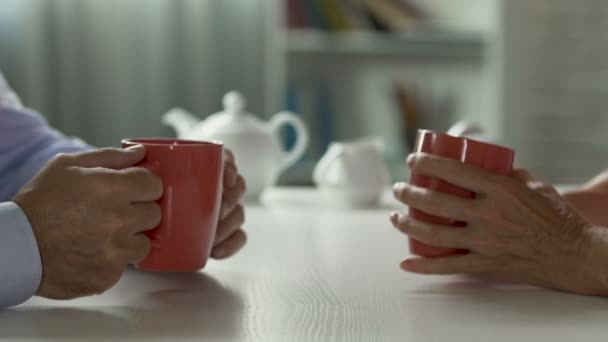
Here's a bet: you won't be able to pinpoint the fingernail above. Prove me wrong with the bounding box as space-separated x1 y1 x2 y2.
125 144 145 152
406 154 416 167
393 182 407 194
390 212 400 225
212 247 226 259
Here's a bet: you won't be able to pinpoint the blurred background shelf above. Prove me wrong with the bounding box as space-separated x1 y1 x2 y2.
3 0 603 187
285 29 485 61
0 0 505 187
270 0 500 185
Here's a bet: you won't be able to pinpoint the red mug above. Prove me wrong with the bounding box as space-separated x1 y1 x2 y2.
409 130 515 258
122 138 224 272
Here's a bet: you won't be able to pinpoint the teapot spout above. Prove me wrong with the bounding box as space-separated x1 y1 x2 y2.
162 108 200 139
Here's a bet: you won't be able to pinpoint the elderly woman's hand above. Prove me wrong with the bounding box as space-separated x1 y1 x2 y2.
211 149 247 259
391 153 608 295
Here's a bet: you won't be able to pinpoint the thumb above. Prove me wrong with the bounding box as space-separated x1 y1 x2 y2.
68 145 146 169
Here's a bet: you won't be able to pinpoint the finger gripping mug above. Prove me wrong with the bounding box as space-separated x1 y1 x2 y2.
408 130 515 258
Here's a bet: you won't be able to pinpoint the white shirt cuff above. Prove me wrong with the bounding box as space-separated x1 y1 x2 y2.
0 202 42 308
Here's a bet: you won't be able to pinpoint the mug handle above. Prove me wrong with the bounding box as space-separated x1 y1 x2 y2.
270 111 310 173
135 160 162 249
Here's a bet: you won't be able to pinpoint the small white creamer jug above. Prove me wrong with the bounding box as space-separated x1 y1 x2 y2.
313 137 391 208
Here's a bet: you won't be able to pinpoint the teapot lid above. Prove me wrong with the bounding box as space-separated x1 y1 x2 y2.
202 91 267 135
223 91 247 115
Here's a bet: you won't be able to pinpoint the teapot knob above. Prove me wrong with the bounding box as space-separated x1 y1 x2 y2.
223 91 246 114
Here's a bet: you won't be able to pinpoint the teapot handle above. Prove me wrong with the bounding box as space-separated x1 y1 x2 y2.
270 111 310 173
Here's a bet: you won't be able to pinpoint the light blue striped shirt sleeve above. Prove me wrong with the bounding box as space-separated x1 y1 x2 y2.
0 74 90 307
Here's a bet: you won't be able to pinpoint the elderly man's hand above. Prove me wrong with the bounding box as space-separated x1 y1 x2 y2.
14 146 163 300
391 153 608 295
210 149 247 259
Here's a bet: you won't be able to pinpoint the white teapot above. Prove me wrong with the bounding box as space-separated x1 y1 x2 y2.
162 91 309 200
313 137 391 208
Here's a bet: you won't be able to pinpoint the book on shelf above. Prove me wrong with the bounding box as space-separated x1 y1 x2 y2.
393 82 421 151
315 80 334 155
363 0 422 32
286 0 426 33
282 81 336 161
306 0 331 30
393 82 457 152
319 0 353 31
287 0 308 28
338 0 373 31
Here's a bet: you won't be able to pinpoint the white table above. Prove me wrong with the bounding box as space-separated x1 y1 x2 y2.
4 188 608 341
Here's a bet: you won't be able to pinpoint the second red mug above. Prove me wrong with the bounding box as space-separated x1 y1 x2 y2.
408 130 515 258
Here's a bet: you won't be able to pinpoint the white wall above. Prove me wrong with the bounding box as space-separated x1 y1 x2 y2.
501 0 608 184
